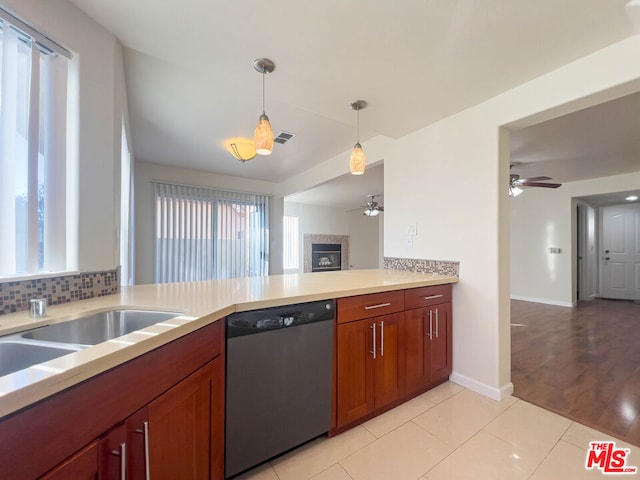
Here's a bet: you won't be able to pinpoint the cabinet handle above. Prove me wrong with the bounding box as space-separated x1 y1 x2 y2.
364 302 391 310
435 308 439 339
428 310 433 340
371 323 376 359
379 321 384 357
135 421 151 480
143 421 151 480
111 442 127 480
423 294 444 300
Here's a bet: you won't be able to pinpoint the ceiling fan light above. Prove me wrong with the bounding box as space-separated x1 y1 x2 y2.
254 113 274 155
364 208 379 216
350 143 366 175
509 185 523 197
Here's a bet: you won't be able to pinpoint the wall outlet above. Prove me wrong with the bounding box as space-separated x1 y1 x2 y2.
548 247 562 254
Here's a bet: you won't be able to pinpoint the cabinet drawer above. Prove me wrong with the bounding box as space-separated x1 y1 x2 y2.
405 284 452 310
337 290 405 323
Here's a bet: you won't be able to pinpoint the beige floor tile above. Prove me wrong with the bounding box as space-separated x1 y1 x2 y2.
420 381 464 404
425 430 538 480
363 393 436 438
413 388 517 448
233 463 280 480
340 421 453 480
310 464 353 480
484 400 571 463
530 440 635 480
271 426 375 480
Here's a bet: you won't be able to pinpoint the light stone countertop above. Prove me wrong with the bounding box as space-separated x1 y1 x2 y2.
0 269 457 418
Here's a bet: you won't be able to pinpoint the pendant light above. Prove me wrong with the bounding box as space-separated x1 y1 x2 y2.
350 100 367 175
253 58 275 155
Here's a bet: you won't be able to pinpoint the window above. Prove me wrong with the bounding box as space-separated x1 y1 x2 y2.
0 9 70 277
283 215 299 270
153 183 269 283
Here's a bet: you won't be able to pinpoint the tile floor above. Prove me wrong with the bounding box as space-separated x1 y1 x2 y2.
234 382 640 480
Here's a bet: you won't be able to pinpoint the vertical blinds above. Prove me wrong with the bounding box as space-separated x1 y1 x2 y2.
153 182 270 283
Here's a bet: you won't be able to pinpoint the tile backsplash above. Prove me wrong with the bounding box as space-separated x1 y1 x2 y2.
0 269 120 315
384 257 459 276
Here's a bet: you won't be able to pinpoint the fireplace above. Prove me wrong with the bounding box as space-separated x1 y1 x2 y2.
303 234 349 273
311 243 342 272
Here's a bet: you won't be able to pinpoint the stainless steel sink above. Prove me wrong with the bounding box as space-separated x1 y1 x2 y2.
0 341 77 377
21 309 181 346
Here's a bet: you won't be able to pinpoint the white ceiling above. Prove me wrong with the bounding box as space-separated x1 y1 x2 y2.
68 0 638 189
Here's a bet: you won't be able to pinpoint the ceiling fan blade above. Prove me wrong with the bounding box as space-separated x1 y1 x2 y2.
519 181 562 188
519 176 551 182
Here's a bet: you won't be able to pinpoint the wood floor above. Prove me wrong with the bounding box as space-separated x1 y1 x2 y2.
511 298 640 446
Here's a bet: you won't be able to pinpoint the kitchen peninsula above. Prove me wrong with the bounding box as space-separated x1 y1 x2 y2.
0 269 457 479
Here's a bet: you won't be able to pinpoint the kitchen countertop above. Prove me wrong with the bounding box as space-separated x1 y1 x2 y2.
0 269 457 418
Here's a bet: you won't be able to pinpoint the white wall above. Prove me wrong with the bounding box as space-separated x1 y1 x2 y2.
511 171 640 306
347 210 381 269
280 35 640 399
134 161 280 284
4 0 131 273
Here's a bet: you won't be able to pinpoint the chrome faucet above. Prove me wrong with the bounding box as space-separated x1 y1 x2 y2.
29 298 47 318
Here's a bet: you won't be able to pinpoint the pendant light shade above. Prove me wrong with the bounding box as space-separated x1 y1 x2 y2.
350 143 366 175
254 113 274 155
253 58 275 156
350 100 367 175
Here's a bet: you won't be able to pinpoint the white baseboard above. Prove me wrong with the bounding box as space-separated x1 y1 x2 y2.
510 294 574 308
449 372 514 401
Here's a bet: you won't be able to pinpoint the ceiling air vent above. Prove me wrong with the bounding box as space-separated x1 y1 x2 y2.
274 131 296 144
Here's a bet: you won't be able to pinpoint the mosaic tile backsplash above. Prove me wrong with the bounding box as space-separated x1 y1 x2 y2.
384 257 459 276
0 269 120 315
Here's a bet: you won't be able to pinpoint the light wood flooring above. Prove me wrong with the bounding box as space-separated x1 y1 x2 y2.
511 298 640 447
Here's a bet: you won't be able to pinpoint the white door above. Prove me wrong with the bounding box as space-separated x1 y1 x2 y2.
602 204 640 300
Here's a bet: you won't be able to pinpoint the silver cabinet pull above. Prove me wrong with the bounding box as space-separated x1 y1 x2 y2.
111 442 127 480
135 421 151 480
371 323 376 359
423 294 444 300
435 308 439 338
379 321 384 356
143 421 150 480
365 302 391 310
428 310 433 340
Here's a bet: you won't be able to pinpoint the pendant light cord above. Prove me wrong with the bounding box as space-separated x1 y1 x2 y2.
262 72 266 115
356 107 360 143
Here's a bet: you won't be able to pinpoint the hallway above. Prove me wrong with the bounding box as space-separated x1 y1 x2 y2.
511 298 640 446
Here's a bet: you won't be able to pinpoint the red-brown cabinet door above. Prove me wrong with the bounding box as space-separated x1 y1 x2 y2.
40 442 99 480
373 312 405 408
336 319 375 427
404 308 430 396
147 361 215 480
430 303 452 384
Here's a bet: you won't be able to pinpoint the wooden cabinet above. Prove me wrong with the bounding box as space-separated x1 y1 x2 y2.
40 442 99 480
334 284 453 432
0 320 225 480
336 309 405 428
404 285 452 396
147 358 220 480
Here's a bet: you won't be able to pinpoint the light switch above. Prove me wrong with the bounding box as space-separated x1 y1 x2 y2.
405 235 414 247
407 223 417 236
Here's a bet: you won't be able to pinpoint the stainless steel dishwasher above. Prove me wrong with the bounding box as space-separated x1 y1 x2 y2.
225 299 334 478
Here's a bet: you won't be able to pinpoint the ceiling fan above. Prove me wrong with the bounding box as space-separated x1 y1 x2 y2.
349 195 384 216
509 169 562 197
